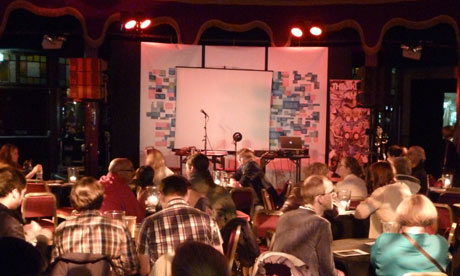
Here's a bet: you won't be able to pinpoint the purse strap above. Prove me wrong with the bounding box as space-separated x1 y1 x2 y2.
402 232 446 273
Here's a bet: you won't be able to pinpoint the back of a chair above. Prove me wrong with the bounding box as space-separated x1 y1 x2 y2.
252 209 282 240
434 203 453 238
261 189 275 211
26 182 48 193
251 251 311 276
230 187 254 215
226 225 242 270
51 253 112 276
447 222 457 247
22 192 57 229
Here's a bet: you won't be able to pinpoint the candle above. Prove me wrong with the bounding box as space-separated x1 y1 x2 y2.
69 175 77 182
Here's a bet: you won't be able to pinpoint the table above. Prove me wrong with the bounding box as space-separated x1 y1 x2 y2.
330 213 370 240
47 182 74 207
260 154 309 183
332 238 376 276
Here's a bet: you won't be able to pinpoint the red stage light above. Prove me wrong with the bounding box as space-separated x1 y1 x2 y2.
310 26 322 36
124 20 137 30
291 27 303 38
140 19 151 29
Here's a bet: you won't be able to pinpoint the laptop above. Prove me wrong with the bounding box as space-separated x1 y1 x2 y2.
279 136 302 150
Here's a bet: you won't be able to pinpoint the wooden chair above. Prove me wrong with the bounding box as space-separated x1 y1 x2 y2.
434 203 454 238
226 225 242 271
261 188 275 211
22 192 57 232
252 209 282 252
230 187 255 216
447 222 457 247
252 251 310 276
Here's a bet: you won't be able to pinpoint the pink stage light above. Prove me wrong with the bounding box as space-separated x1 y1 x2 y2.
291 27 303 38
140 19 152 29
310 26 322 36
124 20 137 30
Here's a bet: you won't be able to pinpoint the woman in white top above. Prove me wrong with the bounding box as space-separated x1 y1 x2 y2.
145 149 174 186
355 161 411 238
335 156 367 200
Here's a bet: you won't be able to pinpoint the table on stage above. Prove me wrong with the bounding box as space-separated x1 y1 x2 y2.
260 153 310 183
174 149 228 173
333 238 376 276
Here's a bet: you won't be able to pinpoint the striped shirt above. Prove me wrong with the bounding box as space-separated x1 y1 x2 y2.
52 210 138 275
137 198 222 265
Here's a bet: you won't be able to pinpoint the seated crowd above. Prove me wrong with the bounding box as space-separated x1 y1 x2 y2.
0 143 455 276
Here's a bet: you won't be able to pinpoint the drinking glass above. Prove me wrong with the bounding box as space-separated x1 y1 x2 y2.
381 221 398 233
337 189 351 211
144 186 159 212
104 210 125 220
442 173 453 189
67 167 79 183
122 216 137 238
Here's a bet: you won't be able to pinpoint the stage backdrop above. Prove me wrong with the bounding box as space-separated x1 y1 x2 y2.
329 79 370 173
140 43 328 185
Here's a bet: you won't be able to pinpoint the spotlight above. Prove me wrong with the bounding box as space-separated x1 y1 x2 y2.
124 19 137 30
140 19 151 29
0 53 4 62
309 26 322 36
291 27 303 38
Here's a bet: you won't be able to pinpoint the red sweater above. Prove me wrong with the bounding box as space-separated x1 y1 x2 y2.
99 173 145 223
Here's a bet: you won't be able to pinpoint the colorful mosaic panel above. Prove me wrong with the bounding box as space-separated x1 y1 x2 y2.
329 79 370 171
270 71 322 149
145 68 176 149
145 69 324 150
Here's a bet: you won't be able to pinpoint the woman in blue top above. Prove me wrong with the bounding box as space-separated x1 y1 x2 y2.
371 194 449 276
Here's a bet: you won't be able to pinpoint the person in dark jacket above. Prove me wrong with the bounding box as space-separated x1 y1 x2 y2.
231 148 282 208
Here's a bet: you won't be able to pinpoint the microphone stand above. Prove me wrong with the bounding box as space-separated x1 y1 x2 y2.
202 113 208 155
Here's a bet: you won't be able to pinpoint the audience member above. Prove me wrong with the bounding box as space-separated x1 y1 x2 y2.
406 146 428 194
231 148 281 208
145 149 174 186
371 194 449 275
393 156 421 194
335 156 367 200
0 144 42 179
0 166 50 271
137 175 223 275
187 153 236 228
440 125 460 187
133 165 155 210
280 162 328 212
386 145 404 163
272 175 345 276
0 237 42 276
355 161 411 238
52 177 139 275
172 241 230 276
99 158 145 222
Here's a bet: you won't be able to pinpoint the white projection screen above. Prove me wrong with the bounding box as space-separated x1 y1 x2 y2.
175 67 272 151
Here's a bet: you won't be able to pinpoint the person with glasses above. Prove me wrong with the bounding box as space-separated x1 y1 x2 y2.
272 175 345 276
99 158 145 222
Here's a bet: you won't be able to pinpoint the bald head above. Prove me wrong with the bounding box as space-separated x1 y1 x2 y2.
109 158 133 173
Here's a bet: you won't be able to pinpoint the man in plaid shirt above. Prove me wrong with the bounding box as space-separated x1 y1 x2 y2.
137 175 223 276
52 177 139 275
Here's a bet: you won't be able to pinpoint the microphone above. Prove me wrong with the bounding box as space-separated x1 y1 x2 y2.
200 109 209 117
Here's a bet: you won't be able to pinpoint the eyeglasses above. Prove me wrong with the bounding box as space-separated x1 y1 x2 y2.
322 190 336 197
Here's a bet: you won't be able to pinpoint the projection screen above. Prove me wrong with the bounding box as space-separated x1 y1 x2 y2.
175 67 273 151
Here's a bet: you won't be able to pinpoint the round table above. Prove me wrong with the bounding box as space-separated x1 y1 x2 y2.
332 238 376 276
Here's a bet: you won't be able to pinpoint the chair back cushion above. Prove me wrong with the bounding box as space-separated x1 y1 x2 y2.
50 253 112 276
22 193 56 218
231 188 254 212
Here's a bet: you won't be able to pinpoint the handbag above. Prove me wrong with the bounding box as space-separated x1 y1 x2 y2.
402 232 447 274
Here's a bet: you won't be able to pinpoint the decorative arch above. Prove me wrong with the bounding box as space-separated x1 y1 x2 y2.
151 17 182 43
192 19 275 46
